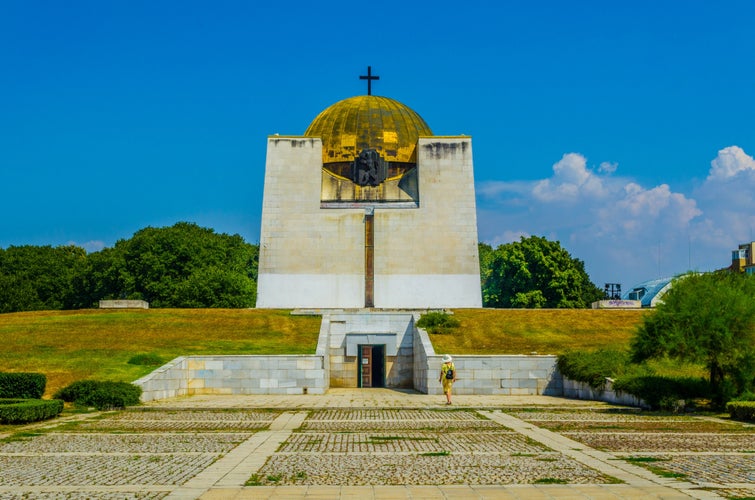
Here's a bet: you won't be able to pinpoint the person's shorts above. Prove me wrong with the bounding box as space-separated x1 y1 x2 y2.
442 378 454 394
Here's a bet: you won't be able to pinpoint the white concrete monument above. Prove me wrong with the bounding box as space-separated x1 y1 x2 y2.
256 71 482 308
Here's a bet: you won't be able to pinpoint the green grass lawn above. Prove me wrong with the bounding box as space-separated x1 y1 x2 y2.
0 309 321 397
430 309 648 355
0 308 649 397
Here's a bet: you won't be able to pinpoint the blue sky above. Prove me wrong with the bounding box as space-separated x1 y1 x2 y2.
2 1 755 291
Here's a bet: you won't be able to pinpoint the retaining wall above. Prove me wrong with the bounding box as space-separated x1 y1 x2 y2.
562 377 648 407
135 355 326 402
414 327 562 396
133 312 639 406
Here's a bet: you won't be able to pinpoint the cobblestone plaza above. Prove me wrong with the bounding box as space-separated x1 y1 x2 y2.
0 390 752 499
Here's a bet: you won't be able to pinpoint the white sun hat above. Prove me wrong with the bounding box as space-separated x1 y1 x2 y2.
442 354 452 363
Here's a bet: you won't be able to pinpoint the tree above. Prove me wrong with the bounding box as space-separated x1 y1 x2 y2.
481 236 603 308
84 222 258 308
478 242 494 289
0 245 87 313
631 272 755 403
0 223 260 311
70 246 131 308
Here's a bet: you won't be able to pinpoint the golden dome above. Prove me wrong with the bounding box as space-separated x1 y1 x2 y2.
304 95 433 164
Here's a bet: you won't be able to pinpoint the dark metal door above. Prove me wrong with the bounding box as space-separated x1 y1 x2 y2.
360 345 373 388
372 345 385 388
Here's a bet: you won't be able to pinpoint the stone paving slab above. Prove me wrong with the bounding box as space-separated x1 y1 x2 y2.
630 454 755 485
146 390 615 410
306 409 489 421
0 433 250 454
301 408 501 432
0 453 216 486
254 452 616 486
79 409 280 432
199 484 699 499
299 419 505 432
165 412 308 500
3 390 754 498
564 431 755 452
0 489 170 499
279 431 544 453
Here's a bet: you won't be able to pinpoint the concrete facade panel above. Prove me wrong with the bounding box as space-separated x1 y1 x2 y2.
256 135 482 309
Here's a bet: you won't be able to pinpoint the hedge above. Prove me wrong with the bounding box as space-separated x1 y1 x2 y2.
612 375 710 409
127 353 164 366
0 398 64 424
556 350 632 390
416 311 460 335
727 401 755 422
54 381 142 410
0 372 46 399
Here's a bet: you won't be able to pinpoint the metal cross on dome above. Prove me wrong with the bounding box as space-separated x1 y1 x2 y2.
359 66 380 95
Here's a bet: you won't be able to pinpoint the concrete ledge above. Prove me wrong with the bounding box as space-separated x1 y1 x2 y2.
99 300 149 309
591 300 641 309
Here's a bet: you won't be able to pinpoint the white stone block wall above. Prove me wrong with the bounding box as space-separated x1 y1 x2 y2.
414 327 563 396
133 356 190 401
562 377 648 407
412 320 435 393
135 355 326 402
256 136 482 309
422 354 562 396
315 315 331 387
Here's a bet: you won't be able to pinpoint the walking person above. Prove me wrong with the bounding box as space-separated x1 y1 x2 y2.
439 354 456 405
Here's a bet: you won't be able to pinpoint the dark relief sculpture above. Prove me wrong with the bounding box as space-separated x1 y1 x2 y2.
351 148 387 187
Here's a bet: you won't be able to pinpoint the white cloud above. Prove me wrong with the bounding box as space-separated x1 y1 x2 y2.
476 180 531 198
707 146 755 181
477 152 707 289
610 183 701 228
489 230 530 247
691 145 755 251
477 147 755 290
532 153 608 202
69 240 106 253
697 145 755 209
598 161 618 174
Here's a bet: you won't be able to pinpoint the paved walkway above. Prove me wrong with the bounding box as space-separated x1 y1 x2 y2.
1 389 751 499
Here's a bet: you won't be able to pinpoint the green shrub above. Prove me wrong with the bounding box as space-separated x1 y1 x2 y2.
556 350 637 390
127 353 165 366
54 381 142 410
0 398 64 424
612 376 710 409
558 351 712 409
732 391 755 402
727 401 755 422
416 311 460 335
0 372 46 399
54 380 98 403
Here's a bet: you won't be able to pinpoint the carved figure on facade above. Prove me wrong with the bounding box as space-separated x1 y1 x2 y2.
351 148 387 187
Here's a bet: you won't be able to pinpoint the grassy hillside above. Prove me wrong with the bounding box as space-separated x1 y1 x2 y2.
0 308 649 397
431 309 648 355
0 309 321 396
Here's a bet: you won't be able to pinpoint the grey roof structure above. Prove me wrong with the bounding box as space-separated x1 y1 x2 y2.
622 276 675 307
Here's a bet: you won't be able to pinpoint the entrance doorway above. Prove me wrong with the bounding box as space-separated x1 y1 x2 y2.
358 344 385 388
